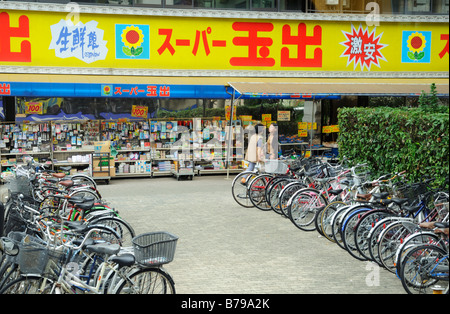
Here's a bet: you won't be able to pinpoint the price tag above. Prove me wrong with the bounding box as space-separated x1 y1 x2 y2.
131 105 148 118
25 102 43 115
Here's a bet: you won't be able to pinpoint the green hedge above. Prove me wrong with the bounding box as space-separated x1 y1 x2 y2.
338 106 449 186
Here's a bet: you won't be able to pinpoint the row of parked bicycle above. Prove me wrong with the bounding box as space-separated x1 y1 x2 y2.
231 154 449 294
0 162 178 294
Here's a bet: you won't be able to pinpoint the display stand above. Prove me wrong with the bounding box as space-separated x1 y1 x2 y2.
171 147 194 180
91 152 112 184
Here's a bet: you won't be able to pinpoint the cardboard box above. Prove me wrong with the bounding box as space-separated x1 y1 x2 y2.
92 166 115 177
94 141 111 153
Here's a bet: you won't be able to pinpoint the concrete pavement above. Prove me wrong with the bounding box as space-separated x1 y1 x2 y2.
98 175 406 294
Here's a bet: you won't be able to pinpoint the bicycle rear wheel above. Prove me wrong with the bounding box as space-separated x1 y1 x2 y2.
288 188 327 231
114 267 176 294
278 182 307 218
354 210 393 261
319 201 346 242
267 177 293 215
88 217 135 247
378 221 414 273
400 244 448 294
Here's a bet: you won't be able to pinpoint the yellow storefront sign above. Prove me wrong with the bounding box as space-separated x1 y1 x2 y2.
0 10 447 75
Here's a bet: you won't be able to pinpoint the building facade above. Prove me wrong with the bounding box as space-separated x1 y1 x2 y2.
0 0 449 121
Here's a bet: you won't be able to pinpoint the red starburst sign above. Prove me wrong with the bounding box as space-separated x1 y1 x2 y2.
340 24 388 71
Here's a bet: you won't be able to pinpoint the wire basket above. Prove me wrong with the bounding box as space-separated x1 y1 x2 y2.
132 232 178 267
9 232 48 275
396 182 430 204
8 231 65 276
265 160 288 174
4 176 33 198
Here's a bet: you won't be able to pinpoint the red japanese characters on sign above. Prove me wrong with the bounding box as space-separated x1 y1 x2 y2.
281 23 322 68
0 12 31 62
157 27 227 57
156 22 324 68
0 83 11 95
440 34 449 59
113 85 171 98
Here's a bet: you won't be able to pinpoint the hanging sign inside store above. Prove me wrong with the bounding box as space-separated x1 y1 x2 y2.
262 114 272 122
25 101 43 115
277 111 290 121
298 130 308 137
131 105 148 119
298 122 317 130
0 10 448 76
322 125 340 133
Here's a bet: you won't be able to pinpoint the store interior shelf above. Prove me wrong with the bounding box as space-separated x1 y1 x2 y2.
0 118 248 180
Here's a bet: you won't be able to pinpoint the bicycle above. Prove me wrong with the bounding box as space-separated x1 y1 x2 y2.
375 180 447 273
398 222 448 294
0 230 177 294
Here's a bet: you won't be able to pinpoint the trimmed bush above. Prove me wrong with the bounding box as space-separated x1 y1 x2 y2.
338 106 449 186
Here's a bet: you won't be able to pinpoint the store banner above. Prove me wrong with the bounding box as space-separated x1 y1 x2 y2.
0 10 448 75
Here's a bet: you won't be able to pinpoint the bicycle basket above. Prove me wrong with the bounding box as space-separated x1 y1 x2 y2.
265 160 288 174
397 182 429 203
4 176 33 198
132 232 178 267
14 233 49 275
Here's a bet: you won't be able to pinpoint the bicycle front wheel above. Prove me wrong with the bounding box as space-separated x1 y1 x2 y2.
0 275 54 294
248 174 274 211
231 172 258 208
114 268 176 294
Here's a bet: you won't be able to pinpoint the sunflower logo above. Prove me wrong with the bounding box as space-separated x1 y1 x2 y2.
121 25 144 57
407 32 427 61
101 85 112 96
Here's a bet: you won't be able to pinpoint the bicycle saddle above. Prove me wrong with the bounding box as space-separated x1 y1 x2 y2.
403 204 421 214
59 180 74 187
109 254 136 268
72 238 95 249
52 173 66 179
75 199 95 211
372 192 390 199
86 243 121 256
434 222 449 229
390 198 409 206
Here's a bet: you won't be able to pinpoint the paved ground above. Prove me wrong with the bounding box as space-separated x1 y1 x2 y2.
97 174 405 294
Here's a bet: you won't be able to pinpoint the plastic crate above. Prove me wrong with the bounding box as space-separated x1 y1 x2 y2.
132 232 178 267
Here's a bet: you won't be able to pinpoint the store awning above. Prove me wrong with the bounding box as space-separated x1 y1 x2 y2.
1 74 448 99
228 79 450 99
